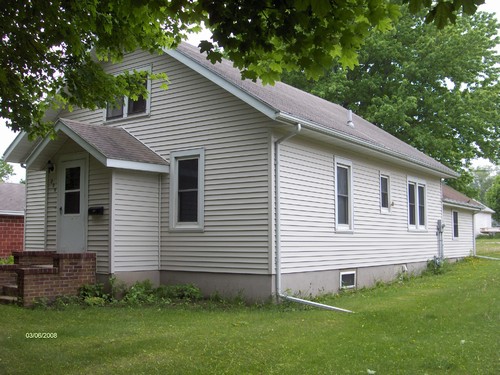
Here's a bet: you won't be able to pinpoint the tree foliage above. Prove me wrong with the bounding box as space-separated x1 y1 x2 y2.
485 175 500 222
282 6 499 189
0 158 15 182
0 0 484 137
469 166 499 203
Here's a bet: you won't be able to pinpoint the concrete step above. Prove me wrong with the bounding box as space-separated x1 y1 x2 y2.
2 284 18 297
0 295 18 305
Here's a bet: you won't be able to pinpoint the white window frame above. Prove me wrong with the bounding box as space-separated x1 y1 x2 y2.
169 148 205 232
407 177 427 231
340 270 356 289
104 65 152 122
380 173 391 213
452 210 459 239
335 157 353 232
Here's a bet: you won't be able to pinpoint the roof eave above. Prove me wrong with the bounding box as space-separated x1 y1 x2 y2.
276 112 459 179
0 210 24 216
443 200 482 211
24 119 169 174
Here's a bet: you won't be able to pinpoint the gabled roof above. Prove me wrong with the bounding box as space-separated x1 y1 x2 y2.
24 119 169 173
442 185 483 211
0 183 25 216
166 43 458 178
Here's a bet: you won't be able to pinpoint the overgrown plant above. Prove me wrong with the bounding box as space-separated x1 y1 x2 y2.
424 256 450 275
0 255 14 265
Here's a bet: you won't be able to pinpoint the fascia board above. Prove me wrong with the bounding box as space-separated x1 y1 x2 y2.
276 112 459 179
0 210 24 216
443 201 482 211
106 159 169 173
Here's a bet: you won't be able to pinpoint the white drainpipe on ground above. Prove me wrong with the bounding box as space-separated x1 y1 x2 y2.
274 123 353 313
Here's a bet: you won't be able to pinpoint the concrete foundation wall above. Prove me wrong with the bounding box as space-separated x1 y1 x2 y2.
161 271 273 302
106 260 433 302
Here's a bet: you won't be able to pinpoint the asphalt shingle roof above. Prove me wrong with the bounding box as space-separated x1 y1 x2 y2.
60 118 168 166
175 43 457 177
442 185 483 210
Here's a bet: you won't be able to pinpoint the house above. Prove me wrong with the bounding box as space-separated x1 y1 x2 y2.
0 183 25 258
4 43 468 301
441 185 482 257
474 204 496 236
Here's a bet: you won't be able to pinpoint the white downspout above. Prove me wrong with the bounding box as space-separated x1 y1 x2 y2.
274 123 353 313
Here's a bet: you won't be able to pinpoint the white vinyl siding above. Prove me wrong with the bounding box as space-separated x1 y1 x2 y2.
87 157 110 273
443 206 474 258
279 137 443 273
111 170 160 272
57 50 271 275
24 170 47 250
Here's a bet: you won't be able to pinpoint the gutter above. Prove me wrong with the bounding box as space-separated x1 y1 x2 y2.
273 122 353 313
275 112 458 179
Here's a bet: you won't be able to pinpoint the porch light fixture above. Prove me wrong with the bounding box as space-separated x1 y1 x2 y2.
46 160 54 173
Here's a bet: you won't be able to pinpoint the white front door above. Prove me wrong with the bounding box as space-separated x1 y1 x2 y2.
57 158 87 253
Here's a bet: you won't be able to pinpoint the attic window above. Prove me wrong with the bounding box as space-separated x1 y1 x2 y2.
106 81 149 120
340 271 356 289
105 67 151 121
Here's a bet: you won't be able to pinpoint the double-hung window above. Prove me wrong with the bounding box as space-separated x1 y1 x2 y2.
170 149 205 231
335 158 353 231
452 211 459 239
380 174 390 212
408 179 426 230
105 67 151 121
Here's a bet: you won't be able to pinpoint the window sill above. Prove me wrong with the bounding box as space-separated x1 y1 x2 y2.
336 229 354 234
104 112 150 124
169 224 204 233
408 228 428 233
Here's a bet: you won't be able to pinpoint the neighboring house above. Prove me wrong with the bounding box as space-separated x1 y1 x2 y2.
4 43 468 300
474 204 496 236
441 185 482 257
0 183 25 257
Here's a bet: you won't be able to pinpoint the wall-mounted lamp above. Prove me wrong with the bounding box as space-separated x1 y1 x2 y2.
47 160 55 173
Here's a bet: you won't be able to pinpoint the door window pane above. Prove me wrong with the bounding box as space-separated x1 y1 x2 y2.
65 167 80 190
65 192 80 214
64 167 80 214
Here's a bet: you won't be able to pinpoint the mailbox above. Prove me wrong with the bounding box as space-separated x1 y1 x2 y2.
88 206 104 215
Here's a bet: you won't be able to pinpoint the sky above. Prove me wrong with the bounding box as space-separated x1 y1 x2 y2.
1 0 499 183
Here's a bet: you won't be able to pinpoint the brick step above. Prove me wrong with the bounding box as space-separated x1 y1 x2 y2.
0 295 18 305
2 284 18 297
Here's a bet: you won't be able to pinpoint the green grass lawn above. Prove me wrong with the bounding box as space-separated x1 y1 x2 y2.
476 235 500 257
1 254 499 374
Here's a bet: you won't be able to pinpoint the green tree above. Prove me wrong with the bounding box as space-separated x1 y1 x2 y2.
0 158 14 182
283 6 499 189
485 175 500 222
470 166 499 203
0 0 484 137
